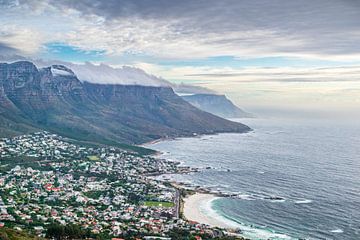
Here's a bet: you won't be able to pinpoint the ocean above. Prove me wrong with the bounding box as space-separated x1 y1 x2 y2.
148 118 360 240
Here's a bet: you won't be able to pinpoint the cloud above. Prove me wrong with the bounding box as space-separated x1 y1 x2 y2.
1 0 360 60
46 0 360 60
161 65 360 83
32 58 171 86
0 42 19 55
70 63 171 87
0 25 45 55
173 83 216 94
30 58 214 94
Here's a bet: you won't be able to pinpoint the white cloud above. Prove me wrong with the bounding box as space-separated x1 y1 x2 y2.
130 63 360 84
128 62 360 112
32 59 213 94
0 25 44 54
2 0 360 61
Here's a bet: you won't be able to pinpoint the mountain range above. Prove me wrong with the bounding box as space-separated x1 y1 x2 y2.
0 61 250 149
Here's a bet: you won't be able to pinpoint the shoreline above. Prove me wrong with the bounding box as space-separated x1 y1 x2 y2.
181 192 297 240
138 126 253 151
145 135 242 231
147 134 298 240
182 192 234 229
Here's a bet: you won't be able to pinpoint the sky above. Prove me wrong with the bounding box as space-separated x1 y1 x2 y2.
1 0 360 117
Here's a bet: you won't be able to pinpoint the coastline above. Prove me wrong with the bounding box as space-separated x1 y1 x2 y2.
145 134 245 233
182 192 235 229
147 133 299 240
138 123 252 151
181 192 297 240
140 137 169 147
144 133 248 237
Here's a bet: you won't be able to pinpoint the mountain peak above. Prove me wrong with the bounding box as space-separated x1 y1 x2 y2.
1 61 38 72
50 65 75 77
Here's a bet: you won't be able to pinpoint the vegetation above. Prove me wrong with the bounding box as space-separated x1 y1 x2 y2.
86 155 100 161
51 128 157 156
83 191 106 199
46 223 88 240
168 228 244 240
64 135 156 156
144 201 175 208
0 227 40 240
179 188 195 198
0 156 53 172
45 223 115 240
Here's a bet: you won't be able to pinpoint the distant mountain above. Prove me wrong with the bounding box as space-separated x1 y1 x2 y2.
182 94 253 118
0 61 250 147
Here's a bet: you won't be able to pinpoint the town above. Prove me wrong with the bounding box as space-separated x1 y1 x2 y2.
0 132 240 239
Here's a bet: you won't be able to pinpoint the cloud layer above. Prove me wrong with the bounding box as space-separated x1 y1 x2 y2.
1 0 360 60
31 58 214 93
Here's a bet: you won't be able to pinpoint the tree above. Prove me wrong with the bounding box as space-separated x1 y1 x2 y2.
64 224 83 239
46 223 64 240
46 223 86 240
0 232 10 240
128 193 141 204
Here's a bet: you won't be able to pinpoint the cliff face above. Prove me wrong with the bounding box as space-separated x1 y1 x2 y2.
0 61 251 145
182 94 253 118
0 61 42 110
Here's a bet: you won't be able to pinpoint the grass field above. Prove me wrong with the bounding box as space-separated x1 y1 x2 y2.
144 201 175 208
87 155 100 161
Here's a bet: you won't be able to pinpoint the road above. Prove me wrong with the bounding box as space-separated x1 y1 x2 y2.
174 188 180 219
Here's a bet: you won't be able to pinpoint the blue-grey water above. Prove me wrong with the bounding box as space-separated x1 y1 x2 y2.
148 118 360 240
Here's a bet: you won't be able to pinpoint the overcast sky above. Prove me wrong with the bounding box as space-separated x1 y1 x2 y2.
1 0 360 116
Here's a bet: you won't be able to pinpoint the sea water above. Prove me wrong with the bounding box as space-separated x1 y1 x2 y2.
148 118 360 240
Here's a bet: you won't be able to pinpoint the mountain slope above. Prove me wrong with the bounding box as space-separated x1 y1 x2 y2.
182 94 253 118
0 61 251 145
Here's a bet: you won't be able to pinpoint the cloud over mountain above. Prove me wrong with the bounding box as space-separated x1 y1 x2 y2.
30 58 214 93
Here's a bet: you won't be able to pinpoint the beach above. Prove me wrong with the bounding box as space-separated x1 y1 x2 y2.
183 193 236 229
183 192 298 240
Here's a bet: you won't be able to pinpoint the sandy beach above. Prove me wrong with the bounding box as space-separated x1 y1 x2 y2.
183 193 236 229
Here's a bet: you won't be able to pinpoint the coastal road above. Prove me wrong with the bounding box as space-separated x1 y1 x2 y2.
174 189 180 219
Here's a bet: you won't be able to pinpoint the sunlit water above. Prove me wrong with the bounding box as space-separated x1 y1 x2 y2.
148 118 360 240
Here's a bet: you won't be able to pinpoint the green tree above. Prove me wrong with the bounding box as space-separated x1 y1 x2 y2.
46 223 64 240
64 224 83 239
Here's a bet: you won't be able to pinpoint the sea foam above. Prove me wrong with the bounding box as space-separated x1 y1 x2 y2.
330 229 343 233
200 198 297 240
294 199 313 204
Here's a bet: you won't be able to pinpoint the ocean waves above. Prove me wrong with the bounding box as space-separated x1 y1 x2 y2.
149 118 360 239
